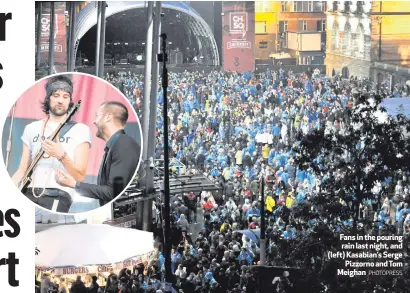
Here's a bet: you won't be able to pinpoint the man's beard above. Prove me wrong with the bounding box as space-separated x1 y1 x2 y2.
96 124 106 139
49 105 69 116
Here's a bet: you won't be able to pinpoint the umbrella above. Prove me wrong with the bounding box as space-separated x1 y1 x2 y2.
36 224 153 268
237 229 261 243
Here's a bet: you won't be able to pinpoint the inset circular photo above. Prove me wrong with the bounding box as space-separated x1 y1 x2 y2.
2 73 142 214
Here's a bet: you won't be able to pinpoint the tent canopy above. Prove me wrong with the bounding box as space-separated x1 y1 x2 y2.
35 224 153 268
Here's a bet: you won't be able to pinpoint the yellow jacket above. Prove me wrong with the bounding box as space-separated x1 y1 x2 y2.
266 196 275 212
205 100 210 111
220 223 231 232
286 196 294 207
262 145 270 159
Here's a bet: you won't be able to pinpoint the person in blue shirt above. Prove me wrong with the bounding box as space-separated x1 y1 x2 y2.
216 90 222 102
307 172 315 189
219 122 225 141
193 95 201 107
243 166 250 178
237 248 253 265
150 249 165 270
183 100 191 113
182 136 189 149
272 123 281 138
248 167 257 180
397 203 410 223
156 116 163 130
296 169 307 184
282 225 296 239
378 207 391 228
343 218 353 227
281 171 290 186
296 189 306 203
171 248 182 273
276 167 284 179
204 271 217 285
187 131 195 145
211 116 219 130
210 166 220 178
268 148 276 165
250 85 257 96
246 205 261 218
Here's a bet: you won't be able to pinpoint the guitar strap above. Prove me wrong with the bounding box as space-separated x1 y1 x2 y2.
51 120 76 212
59 120 77 139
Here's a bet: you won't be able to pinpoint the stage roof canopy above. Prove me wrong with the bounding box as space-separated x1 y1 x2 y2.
74 1 219 66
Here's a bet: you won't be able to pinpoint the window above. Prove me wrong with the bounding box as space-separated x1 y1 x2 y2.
300 56 312 65
259 41 268 49
356 1 364 13
321 1 327 12
332 1 339 11
281 32 287 48
279 21 285 33
303 20 307 31
298 20 303 31
279 21 288 33
332 23 340 50
255 21 267 34
344 1 351 12
255 2 262 12
255 1 271 12
308 1 313 12
281 1 286 12
317 20 326 32
293 1 298 12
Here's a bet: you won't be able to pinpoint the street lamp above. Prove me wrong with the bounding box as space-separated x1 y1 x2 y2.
168 42 172 64
374 16 382 61
259 170 266 266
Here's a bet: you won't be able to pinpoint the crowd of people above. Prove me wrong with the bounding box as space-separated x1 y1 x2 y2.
37 67 410 293
104 67 409 292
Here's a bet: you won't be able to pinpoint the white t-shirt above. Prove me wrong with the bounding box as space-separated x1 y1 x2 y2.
21 119 92 201
255 132 263 143
267 133 273 145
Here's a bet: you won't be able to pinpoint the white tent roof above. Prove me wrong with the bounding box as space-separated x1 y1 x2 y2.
35 224 153 268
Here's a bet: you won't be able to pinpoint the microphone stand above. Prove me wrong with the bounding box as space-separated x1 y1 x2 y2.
158 33 172 291
5 102 17 171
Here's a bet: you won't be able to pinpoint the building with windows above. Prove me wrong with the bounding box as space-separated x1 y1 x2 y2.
325 1 410 87
255 1 327 65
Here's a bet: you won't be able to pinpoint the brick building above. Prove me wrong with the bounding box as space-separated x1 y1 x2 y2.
255 1 327 65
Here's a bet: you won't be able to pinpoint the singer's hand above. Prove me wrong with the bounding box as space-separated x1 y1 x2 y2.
42 135 65 159
55 169 76 188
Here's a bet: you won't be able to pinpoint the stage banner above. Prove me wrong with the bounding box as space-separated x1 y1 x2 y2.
35 2 67 72
35 254 149 276
222 1 255 72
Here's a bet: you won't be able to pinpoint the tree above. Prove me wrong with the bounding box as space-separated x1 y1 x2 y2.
295 93 410 228
268 93 410 292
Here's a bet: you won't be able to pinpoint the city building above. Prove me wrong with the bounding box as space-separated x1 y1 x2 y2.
255 1 327 65
325 1 410 87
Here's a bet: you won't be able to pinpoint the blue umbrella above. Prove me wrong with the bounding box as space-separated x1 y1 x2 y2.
237 229 261 243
